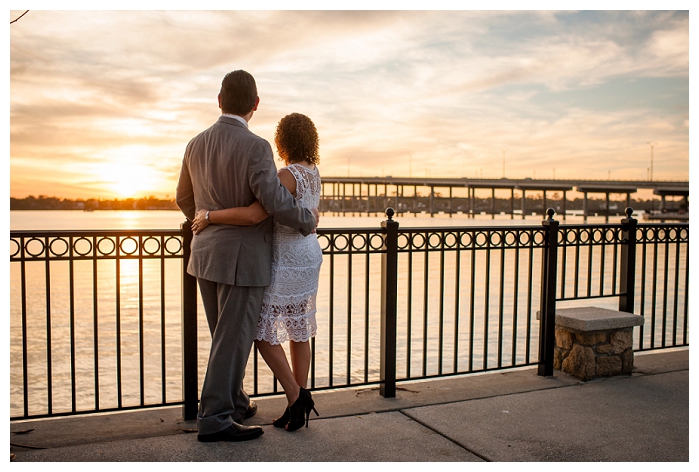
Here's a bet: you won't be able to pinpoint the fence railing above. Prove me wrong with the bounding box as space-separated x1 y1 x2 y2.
10 230 185 419
9 209 688 421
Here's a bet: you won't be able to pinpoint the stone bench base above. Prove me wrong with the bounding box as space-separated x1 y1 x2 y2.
545 307 644 381
554 327 635 380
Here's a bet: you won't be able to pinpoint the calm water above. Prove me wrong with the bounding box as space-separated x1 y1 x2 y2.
11 210 680 417
10 208 619 230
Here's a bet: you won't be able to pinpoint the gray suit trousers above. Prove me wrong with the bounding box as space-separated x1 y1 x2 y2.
196 279 263 435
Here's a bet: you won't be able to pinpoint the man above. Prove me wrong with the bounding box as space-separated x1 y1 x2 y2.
176 70 317 442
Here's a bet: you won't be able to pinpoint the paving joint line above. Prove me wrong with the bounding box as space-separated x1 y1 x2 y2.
398 409 492 462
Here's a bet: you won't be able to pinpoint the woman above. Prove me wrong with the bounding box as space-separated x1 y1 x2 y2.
191 113 322 432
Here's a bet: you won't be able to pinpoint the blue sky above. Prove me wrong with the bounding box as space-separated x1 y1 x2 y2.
7 5 691 199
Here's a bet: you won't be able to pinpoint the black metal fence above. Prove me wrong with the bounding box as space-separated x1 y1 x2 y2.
9 209 688 421
10 230 185 419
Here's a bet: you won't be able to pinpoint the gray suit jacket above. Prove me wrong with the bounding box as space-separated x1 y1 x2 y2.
176 116 316 286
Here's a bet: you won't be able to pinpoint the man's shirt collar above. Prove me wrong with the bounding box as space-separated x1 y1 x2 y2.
222 114 248 128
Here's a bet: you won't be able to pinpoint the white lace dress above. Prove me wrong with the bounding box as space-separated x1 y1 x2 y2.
255 163 322 345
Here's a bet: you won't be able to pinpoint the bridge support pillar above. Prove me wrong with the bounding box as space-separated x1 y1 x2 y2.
413 185 417 214
470 188 474 217
395 185 400 215
449 187 453 217
365 183 370 214
491 188 496 219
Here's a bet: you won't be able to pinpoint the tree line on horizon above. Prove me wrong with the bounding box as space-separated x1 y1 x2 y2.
10 193 681 213
10 195 179 211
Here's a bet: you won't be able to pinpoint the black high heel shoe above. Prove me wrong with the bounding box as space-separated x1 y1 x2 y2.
286 387 319 432
273 407 290 428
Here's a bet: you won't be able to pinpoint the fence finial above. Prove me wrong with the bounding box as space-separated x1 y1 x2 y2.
546 208 555 220
385 207 395 220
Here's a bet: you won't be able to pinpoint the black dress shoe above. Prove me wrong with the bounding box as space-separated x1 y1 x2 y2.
243 400 258 420
197 422 263 442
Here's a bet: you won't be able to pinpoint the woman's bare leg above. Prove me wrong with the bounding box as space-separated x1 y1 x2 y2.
254 340 300 405
289 340 311 389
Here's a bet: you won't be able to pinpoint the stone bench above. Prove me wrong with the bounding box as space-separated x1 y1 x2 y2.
540 307 645 381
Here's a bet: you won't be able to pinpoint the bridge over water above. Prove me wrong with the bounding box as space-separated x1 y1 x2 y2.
319 176 689 220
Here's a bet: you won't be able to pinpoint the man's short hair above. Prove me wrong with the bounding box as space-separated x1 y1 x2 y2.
220 70 257 116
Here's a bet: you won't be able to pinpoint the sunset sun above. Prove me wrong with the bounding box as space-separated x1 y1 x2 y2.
97 149 161 198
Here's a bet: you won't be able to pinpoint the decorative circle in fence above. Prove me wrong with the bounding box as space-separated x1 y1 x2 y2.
518 231 531 246
119 237 139 256
368 233 385 251
48 237 69 257
164 236 182 255
25 237 45 257
409 232 426 250
591 228 604 243
142 236 161 255
564 229 577 244
443 232 458 249
428 232 442 249
317 233 331 252
351 233 367 251
332 234 350 252
73 237 93 256
578 228 590 244
504 230 517 247
10 238 20 258
97 237 116 256
532 230 545 246
474 231 488 248
459 232 473 248
604 228 619 243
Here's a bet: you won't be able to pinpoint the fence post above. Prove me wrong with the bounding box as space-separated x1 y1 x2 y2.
618 207 637 314
181 220 198 420
380 207 399 397
538 208 559 376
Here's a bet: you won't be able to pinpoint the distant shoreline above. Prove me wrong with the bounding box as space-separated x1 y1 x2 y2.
10 196 177 211
10 208 178 211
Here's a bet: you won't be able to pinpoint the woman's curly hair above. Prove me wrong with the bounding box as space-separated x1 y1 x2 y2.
274 113 320 165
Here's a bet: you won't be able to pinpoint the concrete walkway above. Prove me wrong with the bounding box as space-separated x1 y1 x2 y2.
10 348 689 462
